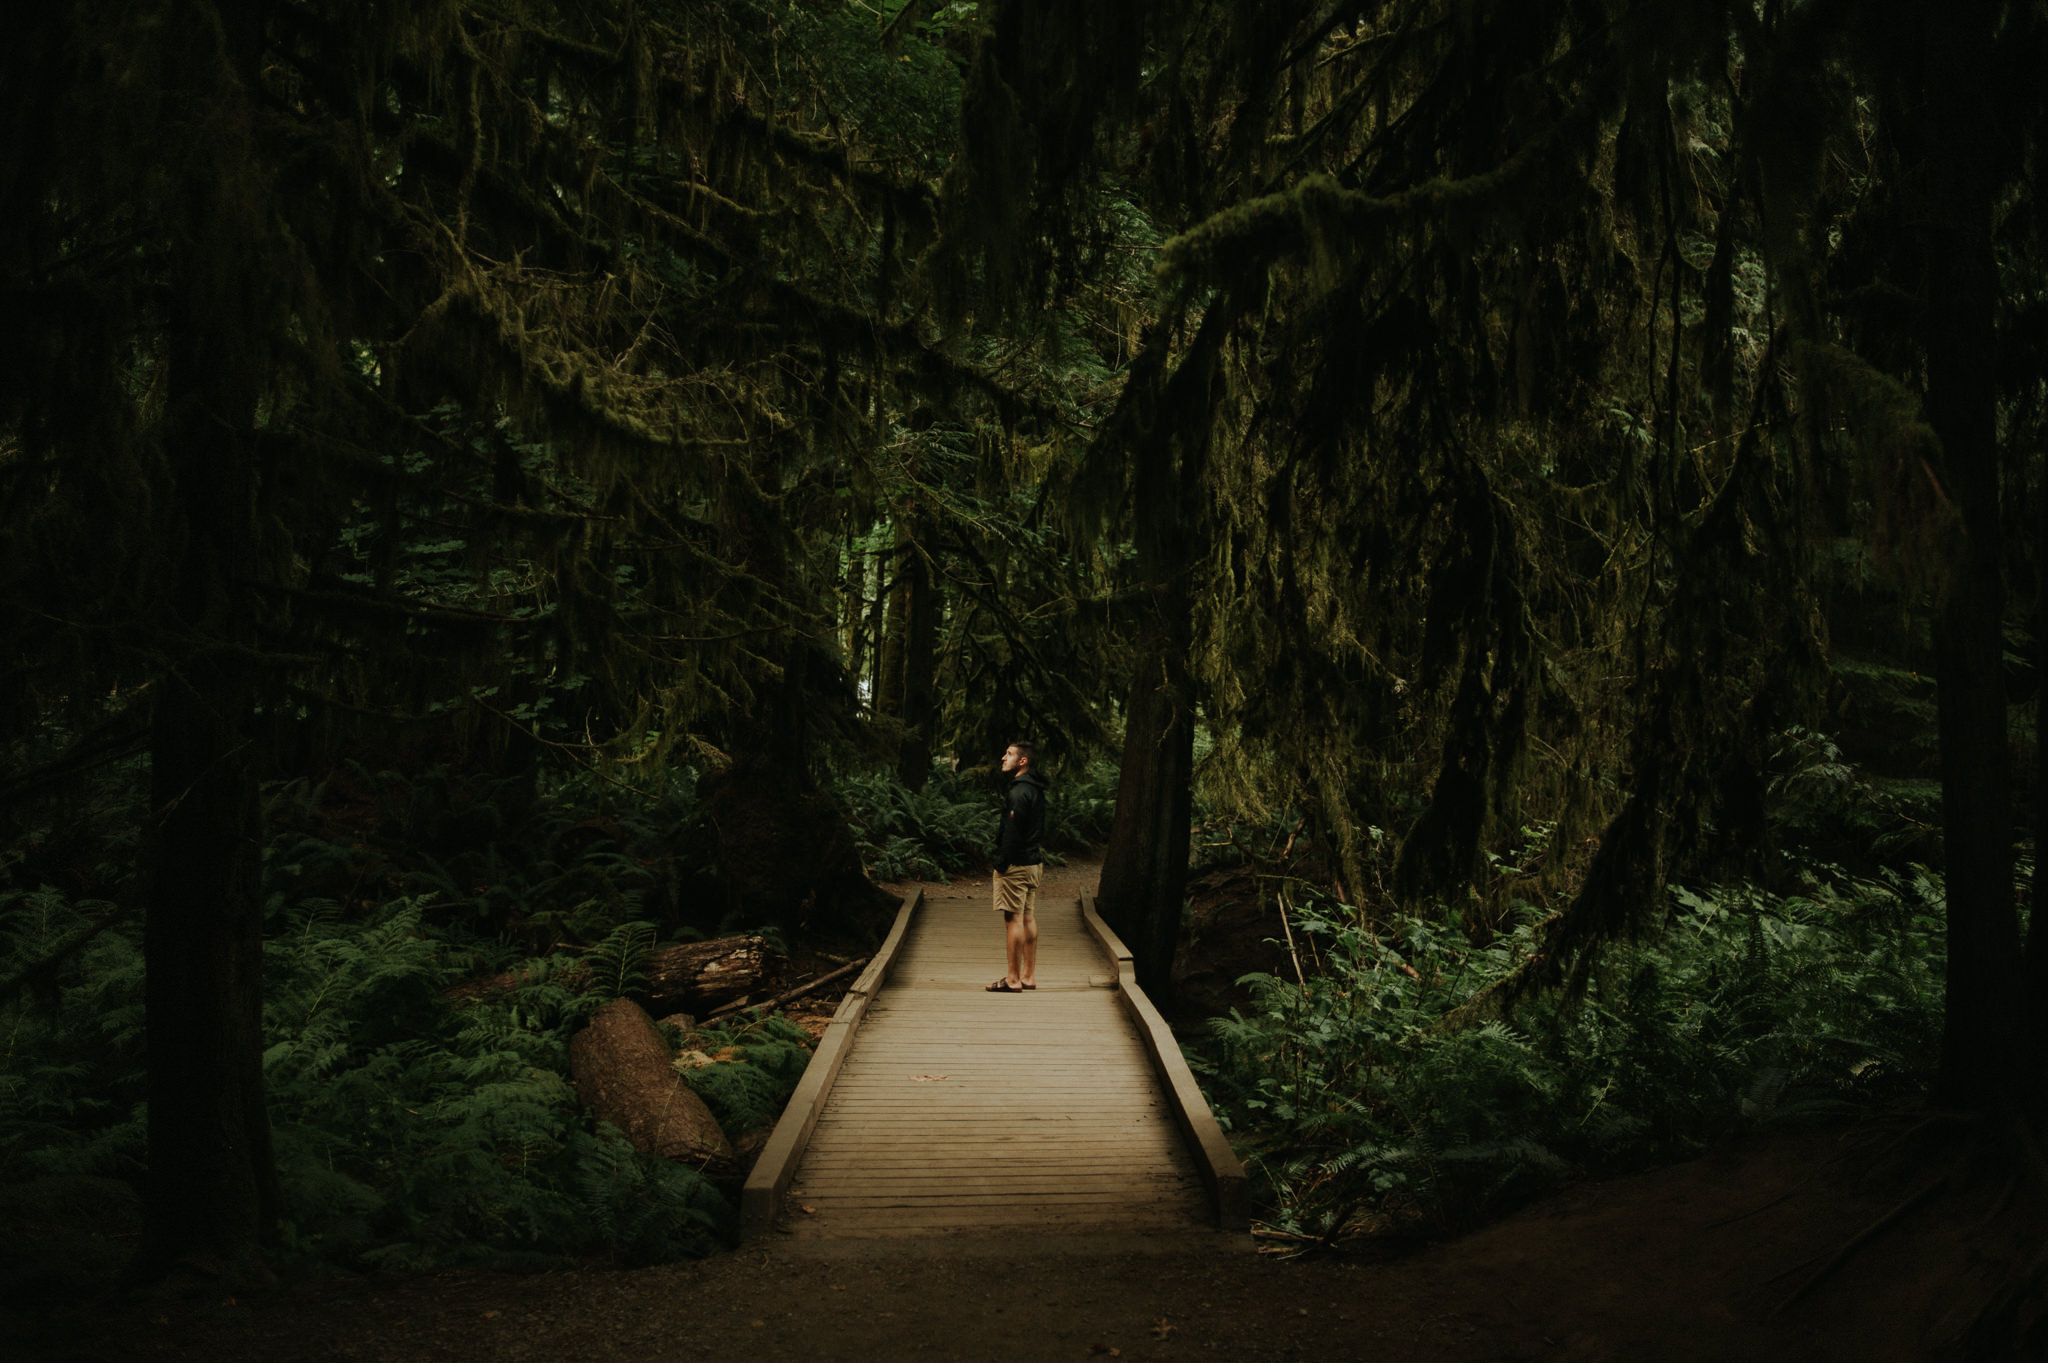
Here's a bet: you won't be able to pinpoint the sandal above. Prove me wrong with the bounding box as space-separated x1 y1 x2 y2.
1021 983 1037 990
986 979 1023 992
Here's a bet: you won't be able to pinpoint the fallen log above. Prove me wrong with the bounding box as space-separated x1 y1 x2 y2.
643 936 773 1014
568 998 732 1163
444 933 777 1014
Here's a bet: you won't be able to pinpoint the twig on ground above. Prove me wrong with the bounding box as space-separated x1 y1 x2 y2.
1703 1185 1805 1229
1770 1175 1946 1315
704 955 868 1023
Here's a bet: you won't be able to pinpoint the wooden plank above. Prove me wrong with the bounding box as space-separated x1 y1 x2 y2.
801 1188 1204 1203
737 889 920 1239
774 891 1228 1241
798 1157 1183 1171
799 1173 1199 1184
790 1198 1205 1220
1078 893 1250 1232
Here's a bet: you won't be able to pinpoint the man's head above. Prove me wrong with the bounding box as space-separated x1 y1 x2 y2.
1001 741 1035 774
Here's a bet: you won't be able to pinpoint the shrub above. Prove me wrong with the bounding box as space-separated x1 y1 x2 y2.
1192 864 1945 1245
676 1015 815 1134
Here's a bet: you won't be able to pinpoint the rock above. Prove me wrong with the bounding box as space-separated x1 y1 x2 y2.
568 999 732 1163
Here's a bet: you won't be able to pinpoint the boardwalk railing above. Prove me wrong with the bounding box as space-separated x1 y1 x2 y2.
1077 892 1250 1230
740 888 924 1237
740 888 1248 1240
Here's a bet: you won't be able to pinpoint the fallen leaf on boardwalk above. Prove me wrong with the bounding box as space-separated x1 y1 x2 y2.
1152 1319 1176 1339
1088 1347 1121 1357
800 1205 816 1214
908 1074 948 1082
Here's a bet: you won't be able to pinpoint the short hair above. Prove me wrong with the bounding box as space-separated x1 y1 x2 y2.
1010 740 1036 765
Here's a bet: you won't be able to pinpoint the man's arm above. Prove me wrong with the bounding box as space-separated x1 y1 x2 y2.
993 783 1025 873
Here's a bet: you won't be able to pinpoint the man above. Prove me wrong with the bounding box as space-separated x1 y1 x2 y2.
987 741 1051 992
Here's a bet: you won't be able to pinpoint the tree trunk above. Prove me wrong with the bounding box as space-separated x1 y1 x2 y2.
1094 307 1232 1004
843 546 869 697
1922 0 2028 1110
1098 623 1196 1002
898 515 941 791
874 518 911 721
708 462 898 943
134 2 282 1273
142 668 277 1270
2033 589 2048 1093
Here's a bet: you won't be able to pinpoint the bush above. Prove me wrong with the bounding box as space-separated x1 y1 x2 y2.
261 898 727 1268
1192 864 1945 1245
1 765 737 1274
835 767 992 879
675 1015 815 1134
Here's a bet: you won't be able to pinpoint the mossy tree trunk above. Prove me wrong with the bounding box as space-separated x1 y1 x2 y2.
1093 309 1225 1002
897 511 942 791
139 1 280 1264
1097 617 1196 1001
144 662 278 1267
1920 0 2031 1109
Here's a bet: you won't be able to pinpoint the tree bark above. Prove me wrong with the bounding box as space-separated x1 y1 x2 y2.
568 1000 732 1162
1094 307 1233 1004
133 2 283 1273
642 937 774 1015
875 518 911 721
1920 0 2028 1110
1098 618 1196 1002
897 512 942 790
2033 590 2048 1094
142 666 278 1269
707 459 898 942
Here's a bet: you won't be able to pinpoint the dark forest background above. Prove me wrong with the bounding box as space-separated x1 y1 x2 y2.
2 0 2044 1321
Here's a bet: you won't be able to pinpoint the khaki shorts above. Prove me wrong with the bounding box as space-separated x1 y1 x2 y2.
993 863 1042 917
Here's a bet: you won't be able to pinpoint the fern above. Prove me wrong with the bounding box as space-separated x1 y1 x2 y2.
585 920 657 1001
1191 868 1945 1243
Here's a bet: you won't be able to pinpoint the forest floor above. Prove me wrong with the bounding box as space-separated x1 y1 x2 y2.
8 854 2005 1361
7 1119 1983 1362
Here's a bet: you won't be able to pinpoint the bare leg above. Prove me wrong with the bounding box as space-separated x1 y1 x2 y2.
1003 908 1024 982
1018 910 1038 987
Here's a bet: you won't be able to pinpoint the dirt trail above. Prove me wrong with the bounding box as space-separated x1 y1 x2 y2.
14 1122 1942 1362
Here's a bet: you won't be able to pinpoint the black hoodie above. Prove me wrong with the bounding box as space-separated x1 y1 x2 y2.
994 770 1051 872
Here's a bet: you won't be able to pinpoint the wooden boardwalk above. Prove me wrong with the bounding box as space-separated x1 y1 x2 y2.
744 893 1244 1241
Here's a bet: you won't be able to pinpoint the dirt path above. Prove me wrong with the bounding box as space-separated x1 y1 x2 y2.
876 852 1105 917
14 1122 1940 1362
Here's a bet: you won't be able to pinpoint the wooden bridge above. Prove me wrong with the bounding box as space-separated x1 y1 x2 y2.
742 891 1248 1242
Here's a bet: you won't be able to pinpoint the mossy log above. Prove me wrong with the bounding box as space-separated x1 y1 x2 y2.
642 936 772 1015
443 934 776 1013
567 999 732 1163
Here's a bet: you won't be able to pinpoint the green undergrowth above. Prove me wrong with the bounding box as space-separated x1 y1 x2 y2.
1190 864 1945 1248
0 764 825 1277
836 756 1118 881
670 1015 814 1134
262 902 731 1270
